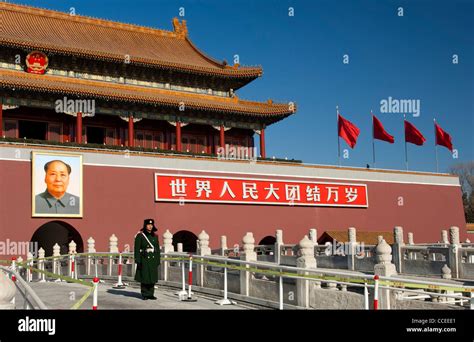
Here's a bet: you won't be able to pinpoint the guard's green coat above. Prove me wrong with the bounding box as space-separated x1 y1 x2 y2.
134 231 161 284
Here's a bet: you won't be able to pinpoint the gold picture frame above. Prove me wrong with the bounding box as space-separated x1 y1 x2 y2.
32 151 83 218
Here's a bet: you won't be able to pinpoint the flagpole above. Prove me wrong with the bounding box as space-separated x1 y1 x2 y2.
337 106 341 166
434 118 439 173
371 110 376 169
404 114 408 171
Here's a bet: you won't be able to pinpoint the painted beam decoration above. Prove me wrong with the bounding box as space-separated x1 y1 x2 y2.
155 173 368 207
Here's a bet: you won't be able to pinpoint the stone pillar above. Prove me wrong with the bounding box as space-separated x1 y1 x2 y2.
441 265 454 303
407 232 415 260
407 232 414 245
448 226 460 278
240 232 257 296
393 226 404 273
347 227 357 271
108 234 118 275
296 235 317 308
161 230 174 282
17 257 23 274
196 230 211 287
441 230 449 244
0 270 16 309
374 239 397 309
68 240 77 254
197 230 211 256
309 228 317 244
450 226 460 245
87 237 95 275
26 252 33 282
274 229 284 264
53 243 61 275
220 236 228 256
162 230 174 253
38 248 46 282
87 237 95 253
68 241 76 278
177 243 183 253
109 234 119 253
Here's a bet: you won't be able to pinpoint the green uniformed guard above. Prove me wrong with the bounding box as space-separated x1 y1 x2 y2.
134 218 161 300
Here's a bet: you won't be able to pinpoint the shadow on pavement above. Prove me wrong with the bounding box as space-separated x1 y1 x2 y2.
107 289 143 299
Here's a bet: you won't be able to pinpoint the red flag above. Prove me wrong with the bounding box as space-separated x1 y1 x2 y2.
435 122 453 151
373 115 394 143
338 114 360 148
404 120 426 146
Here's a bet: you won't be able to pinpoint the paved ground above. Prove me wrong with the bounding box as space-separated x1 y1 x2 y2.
16 281 252 310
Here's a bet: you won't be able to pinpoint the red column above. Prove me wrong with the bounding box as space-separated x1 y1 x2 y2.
0 103 3 138
76 112 82 144
219 125 225 149
176 121 182 152
128 115 134 147
260 128 266 159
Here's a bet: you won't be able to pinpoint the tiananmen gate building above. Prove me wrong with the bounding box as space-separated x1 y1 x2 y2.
0 3 467 256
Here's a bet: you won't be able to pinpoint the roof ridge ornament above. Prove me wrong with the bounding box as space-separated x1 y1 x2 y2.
172 18 188 38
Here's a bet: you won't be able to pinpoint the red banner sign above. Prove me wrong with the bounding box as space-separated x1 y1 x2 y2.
154 173 368 207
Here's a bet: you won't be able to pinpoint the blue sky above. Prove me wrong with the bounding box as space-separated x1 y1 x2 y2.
11 0 474 172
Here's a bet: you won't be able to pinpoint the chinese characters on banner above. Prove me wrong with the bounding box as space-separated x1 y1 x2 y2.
155 174 368 207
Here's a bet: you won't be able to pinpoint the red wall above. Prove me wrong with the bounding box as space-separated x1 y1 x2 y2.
0 159 467 256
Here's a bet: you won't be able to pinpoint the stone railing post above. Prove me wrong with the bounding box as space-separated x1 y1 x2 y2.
441 264 454 303
309 228 318 244
0 270 16 309
17 256 23 276
441 230 449 244
162 230 174 281
240 232 257 296
407 232 416 260
26 252 33 282
274 229 284 264
196 230 211 286
163 230 174 253
347 227 357 271
296 235 317 308
392 226 404 273
87 237 95 275
407 232 414 245
68 240 76 277
68 240 77 254
220 236 228 256
38 248 46 282
374 238 397 309
52 243 61 277
448 227 460 278
108 234 118 275
177 243 183 266
109 234 119 253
